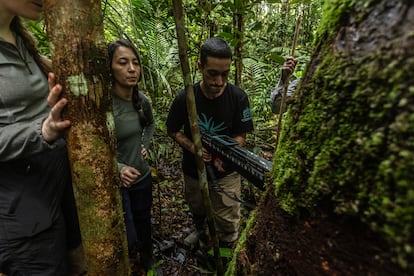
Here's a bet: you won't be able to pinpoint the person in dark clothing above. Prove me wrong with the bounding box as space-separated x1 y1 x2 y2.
270 56 299 114
108 39 155 272
0 1 84 275
166 37 254 248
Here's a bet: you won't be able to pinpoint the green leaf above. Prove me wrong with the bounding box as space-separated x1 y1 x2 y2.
207 247 232 258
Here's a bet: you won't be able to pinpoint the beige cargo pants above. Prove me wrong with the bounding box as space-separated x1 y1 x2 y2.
184 172 241 243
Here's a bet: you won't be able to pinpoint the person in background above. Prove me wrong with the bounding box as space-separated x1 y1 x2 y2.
108 39 155 272
270 56 299 114
0 1 84 275
166 37 254 249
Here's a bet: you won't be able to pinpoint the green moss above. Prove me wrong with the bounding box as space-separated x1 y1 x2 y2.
315 0 353 42
315 0 378 43
73 161 96 190
72 160 128 273
225 209 257 275
73 162 112 233
272 0 414 270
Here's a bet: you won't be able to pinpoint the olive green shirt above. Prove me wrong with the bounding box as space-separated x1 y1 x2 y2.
112 92 155 185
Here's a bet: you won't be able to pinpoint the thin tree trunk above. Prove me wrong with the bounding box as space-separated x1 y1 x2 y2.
172 0 224 274
278 0 290 48
274 15 301 149
233 0 245 86
43 1 129 275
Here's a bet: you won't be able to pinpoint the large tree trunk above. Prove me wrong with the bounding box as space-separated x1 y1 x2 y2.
230 0 414 275
44 1 129 275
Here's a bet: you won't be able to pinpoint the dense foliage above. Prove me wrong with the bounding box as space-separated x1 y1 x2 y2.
101 0 320 126
28 0 321 144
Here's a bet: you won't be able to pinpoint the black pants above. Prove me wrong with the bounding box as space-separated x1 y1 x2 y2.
0 216 68 276
0 145 81 275
120 174 153 269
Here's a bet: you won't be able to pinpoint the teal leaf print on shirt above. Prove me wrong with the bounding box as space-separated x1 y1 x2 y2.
198 113 226 135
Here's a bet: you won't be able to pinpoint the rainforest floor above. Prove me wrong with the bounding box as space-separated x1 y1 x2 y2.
242 188 410 276
137 147 409 276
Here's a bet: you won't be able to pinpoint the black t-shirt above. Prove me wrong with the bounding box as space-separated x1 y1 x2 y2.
166 81 254 178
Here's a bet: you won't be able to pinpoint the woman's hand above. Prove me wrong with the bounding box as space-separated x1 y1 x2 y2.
120 166 141 188
41 73 71 143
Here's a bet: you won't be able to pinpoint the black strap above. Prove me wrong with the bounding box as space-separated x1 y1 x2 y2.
206 163 256 210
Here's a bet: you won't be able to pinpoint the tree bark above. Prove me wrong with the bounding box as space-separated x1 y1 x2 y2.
232 0 414 274
43 1 129 275
233 0 245 86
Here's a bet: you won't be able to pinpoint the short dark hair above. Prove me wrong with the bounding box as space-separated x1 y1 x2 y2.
200 37 232 66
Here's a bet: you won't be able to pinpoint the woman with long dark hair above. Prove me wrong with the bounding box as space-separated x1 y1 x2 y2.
108 39 155 272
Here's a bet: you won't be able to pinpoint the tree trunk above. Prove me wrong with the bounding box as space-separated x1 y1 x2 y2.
233 0 244 86
276 0 290 48
231 0 414 274
43 1 129 275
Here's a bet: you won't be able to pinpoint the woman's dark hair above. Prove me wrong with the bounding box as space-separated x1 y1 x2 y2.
108 39 148 126
200 37 232 66
10 17 50 76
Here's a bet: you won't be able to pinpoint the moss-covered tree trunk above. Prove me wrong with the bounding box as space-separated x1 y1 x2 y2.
44 1 129 274
230 0 414 274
